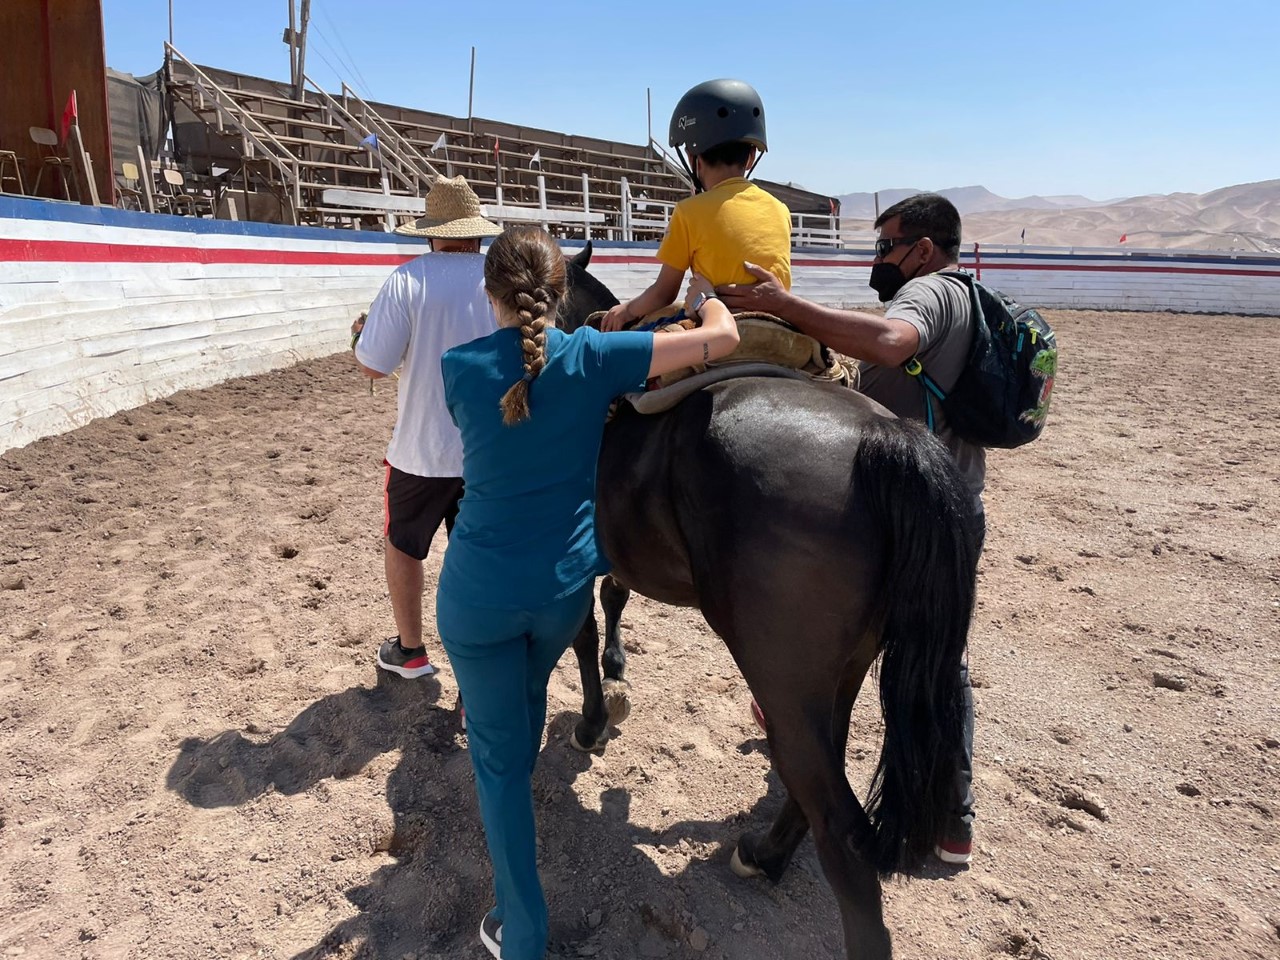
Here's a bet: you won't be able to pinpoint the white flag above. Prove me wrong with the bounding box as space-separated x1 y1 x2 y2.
529 149 542 168
430 132 447 154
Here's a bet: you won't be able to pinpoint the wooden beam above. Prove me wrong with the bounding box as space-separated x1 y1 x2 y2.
136 144 155 213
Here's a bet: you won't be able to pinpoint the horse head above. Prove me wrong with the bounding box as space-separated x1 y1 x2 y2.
560 240 618 334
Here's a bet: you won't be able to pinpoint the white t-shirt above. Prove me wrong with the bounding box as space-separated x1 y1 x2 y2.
356 252 494 477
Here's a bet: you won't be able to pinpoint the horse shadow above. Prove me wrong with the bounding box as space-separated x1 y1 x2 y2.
277 706 825 960
167 680 963 959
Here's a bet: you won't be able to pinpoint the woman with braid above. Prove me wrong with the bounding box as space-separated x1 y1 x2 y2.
438 225 738 960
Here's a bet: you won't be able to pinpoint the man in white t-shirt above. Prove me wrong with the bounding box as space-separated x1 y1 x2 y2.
351 176 501 680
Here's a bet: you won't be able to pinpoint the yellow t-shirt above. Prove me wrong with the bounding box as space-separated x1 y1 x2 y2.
656 178 793 290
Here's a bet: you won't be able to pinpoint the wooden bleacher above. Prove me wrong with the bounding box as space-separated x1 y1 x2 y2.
162 48 841 243
165 53 692 235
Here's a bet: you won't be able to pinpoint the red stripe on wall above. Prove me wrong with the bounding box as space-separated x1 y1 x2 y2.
0 238 418 266
976 262 1280 278
4 239 1277 279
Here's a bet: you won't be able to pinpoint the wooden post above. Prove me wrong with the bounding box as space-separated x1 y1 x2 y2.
467 47 476 133
293 0 311 103
581 172 591 239
136 144 155 213
69 124 100 205
646 87 652 146
380 167 393 233
620 176 631 242
287 0 297 89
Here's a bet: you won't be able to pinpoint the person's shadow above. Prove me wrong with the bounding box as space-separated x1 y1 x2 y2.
167 672 452 809
168 681 957 959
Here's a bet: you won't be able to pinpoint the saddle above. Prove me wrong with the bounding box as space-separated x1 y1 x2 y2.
588 306 858 396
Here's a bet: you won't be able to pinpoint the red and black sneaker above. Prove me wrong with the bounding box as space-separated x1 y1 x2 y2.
376 637 438 679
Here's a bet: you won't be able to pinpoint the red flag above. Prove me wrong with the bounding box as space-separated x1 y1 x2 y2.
60 90 78 143
493 137 500 158
828 197 837 217
1118 233 1128 244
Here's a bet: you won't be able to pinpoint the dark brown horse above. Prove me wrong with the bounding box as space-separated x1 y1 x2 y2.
560 245 979 959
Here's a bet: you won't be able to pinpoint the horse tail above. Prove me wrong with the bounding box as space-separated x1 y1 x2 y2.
853 416 978 876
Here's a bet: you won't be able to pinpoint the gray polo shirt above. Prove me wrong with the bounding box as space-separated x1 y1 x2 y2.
858 270 986 502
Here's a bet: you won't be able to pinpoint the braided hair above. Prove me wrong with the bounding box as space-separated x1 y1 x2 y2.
484 227 566 424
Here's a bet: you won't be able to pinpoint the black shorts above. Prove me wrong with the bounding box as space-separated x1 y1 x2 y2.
383 463 463 561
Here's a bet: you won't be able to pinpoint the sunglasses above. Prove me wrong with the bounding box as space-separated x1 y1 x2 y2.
874 236 923 259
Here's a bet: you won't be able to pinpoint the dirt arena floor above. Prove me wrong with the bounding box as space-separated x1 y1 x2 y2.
1 309 1277 960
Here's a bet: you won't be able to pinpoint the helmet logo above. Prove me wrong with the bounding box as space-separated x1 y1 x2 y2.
677 115 697 130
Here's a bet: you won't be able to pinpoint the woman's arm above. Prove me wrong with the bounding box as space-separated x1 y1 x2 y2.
647 274 739 378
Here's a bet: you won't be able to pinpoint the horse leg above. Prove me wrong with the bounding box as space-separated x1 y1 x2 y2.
758 715 892 959
570 597 609 753
733 663 871 883
599 575 633 726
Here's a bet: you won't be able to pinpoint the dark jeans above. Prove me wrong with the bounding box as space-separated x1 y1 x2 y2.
949 507 986 840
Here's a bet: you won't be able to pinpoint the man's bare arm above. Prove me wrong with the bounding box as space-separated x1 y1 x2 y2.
717 262 920 366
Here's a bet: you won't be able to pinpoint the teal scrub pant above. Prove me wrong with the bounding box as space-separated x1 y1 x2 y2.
437 582 594 960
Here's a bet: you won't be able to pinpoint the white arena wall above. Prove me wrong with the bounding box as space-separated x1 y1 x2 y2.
2 197 1278 454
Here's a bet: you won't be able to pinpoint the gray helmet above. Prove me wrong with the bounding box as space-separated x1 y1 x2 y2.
668 79 767 157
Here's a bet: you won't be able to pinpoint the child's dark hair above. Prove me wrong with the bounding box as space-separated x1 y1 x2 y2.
484 226 567 424
695 140 755 169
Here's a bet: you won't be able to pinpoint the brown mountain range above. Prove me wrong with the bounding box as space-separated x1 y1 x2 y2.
836 179 1280 251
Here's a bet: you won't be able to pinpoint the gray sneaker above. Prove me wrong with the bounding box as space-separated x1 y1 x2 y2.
375 637 438 679
479 910 502 958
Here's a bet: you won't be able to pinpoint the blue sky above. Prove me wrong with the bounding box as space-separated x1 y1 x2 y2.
102 0 1278 201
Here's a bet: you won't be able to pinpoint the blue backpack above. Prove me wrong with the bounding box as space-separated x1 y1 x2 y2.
904 272 1057 449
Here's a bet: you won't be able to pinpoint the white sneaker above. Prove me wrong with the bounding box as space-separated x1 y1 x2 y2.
479 910 502 959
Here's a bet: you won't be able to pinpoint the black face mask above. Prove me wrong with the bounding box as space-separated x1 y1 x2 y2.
868 243 921 302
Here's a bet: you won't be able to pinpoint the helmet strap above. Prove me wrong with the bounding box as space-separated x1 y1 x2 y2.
675 147 703 194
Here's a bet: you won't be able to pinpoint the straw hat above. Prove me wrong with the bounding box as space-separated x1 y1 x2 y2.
395 175 501 238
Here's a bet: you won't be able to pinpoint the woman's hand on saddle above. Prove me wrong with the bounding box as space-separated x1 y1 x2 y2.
601 302 632 332
646 274 739 379
717 262 789 316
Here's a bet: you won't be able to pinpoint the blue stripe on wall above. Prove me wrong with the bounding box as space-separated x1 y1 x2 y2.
0 195 430 246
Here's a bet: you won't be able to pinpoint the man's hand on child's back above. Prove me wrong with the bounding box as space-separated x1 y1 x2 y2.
717 262 788 316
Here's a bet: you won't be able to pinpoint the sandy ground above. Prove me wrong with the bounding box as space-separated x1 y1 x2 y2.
1 309 1278 960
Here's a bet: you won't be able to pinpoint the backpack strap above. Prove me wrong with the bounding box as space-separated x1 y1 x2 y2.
903 356 947 432
900 270 982 434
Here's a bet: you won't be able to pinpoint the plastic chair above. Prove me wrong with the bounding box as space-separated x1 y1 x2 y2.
30 126 76 200
0 148 24 195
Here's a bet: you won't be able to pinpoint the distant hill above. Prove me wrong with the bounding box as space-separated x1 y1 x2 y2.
836 185 1109 220
835 180 1280 252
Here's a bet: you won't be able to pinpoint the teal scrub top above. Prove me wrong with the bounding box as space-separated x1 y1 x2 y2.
439 325 654 610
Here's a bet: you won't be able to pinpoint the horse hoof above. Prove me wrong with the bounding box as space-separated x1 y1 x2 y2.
602 679 632 726
730 845 765 880
570 728 607 754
